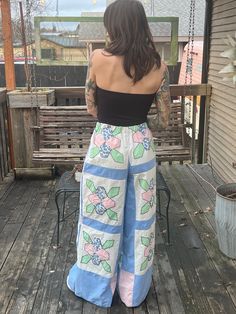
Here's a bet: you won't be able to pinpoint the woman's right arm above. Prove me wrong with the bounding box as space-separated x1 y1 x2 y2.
85 51 97 117
154 65 171 129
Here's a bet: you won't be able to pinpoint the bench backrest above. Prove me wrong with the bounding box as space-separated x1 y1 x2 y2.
149 102 185 146
38 103 185 150
38 106 97 150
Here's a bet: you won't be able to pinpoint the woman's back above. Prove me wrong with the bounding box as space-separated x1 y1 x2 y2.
93 49 166 95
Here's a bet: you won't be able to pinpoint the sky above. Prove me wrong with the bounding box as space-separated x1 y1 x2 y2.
37 0 107 31
45 0 106 16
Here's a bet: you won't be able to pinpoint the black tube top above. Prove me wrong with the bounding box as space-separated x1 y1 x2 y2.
96 86 156 126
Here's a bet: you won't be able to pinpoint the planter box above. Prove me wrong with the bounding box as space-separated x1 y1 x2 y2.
7 89 55 170
7 89 55 108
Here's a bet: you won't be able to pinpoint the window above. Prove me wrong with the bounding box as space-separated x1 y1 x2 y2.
41 48 56 60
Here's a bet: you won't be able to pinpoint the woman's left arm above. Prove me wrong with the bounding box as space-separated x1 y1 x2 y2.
85 51 97 117
155 65 171 129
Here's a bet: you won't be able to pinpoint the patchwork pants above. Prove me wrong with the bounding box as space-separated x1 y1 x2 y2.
67 122 157 308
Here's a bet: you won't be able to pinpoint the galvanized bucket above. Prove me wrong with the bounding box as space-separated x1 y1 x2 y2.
215 183 236 258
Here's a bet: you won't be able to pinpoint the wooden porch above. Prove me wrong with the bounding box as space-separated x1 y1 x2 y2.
1 164 236 314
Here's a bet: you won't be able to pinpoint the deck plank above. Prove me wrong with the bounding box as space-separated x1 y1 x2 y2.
57 214 83 314
154 223 185 313
0 180 55 313
0 165 236 314
31 193 78 314
163 165 236 313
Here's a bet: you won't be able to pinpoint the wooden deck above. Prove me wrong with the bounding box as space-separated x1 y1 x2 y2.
1 164 236 314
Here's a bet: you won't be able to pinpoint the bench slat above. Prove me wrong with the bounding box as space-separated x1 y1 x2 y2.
32 103 191 165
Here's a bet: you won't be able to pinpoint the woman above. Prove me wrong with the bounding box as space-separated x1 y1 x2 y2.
67 0 170 308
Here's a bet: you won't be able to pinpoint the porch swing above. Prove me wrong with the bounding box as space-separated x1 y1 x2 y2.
153 0 196 164
32 0 196 168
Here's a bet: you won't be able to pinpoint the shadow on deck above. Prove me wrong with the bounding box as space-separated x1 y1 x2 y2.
0 164 236 314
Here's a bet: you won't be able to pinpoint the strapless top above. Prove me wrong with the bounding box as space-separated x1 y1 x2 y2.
96 86 156 126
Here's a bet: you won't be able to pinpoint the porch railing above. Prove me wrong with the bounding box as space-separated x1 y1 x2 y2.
6 84 211 171
0 89 11 180
53 84 212 163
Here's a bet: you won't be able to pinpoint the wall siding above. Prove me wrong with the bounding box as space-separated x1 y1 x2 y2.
207 0 236 182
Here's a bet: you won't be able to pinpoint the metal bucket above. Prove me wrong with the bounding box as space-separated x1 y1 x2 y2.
215 183 236 258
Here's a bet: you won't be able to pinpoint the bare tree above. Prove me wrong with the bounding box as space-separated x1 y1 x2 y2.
10 0 53 43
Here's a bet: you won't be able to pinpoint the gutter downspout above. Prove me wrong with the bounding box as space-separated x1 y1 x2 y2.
197 0 213 163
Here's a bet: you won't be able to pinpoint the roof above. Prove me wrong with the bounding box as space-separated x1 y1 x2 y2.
77 12 106 41
41 35 86 48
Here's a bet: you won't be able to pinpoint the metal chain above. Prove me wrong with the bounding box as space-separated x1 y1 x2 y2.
184 0 195 125
26 0 38 101
25 0 40 151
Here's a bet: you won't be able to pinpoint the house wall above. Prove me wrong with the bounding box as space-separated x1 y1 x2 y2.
62 47 87 62
207 0 236 182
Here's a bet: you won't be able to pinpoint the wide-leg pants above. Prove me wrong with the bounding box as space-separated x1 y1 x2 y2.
67 122 157 308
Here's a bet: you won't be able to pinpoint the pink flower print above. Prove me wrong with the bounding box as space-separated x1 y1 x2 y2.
88 193 100 205
84 243 96 255
133 131 144 144
96 249 110 261
144 246 154 261
93 126 121 159
106 137 121 150
133 128 151 151
102 197 115 209
142 190 155 207
94 134 105 147
142 190 153 202
88 186 116 215
144 233 154 261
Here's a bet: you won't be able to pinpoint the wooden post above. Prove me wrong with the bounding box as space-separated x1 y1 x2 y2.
0 0 16 170
191 96 197 164
0 0 16 90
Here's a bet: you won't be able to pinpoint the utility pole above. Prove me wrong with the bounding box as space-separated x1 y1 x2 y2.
0 0 16 90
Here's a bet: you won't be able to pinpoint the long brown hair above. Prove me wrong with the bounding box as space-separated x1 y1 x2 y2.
104 0 161 83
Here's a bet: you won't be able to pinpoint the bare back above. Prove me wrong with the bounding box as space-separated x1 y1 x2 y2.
85 49 170 129
93 49 166 94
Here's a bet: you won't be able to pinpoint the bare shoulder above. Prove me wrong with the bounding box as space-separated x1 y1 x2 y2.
91 49 111 63
160 61 168 78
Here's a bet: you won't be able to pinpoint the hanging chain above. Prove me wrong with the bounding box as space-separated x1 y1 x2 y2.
25 0 39 150
184 0 195 126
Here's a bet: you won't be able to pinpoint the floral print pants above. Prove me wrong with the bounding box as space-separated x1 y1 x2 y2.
67 122 156 308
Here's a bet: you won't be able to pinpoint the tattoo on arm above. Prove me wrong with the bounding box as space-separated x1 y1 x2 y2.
85 52 97 117
155 67 171 128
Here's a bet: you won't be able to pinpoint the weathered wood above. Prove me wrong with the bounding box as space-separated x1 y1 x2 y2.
145 279 160 314
14 167 55 179
6 180 57 314
30 206 74 313
0 90 10 181
7 90 55 108
163 165 236 311
154 223 185 313
0 180 55 313
31 83 213 166
170 84 211 97
58 215 84 313
161 166 221 313
1 164 236 313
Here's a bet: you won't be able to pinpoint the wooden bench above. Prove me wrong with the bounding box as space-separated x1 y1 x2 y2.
32 106 97 166
32 104 190 166
150 102 191 164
